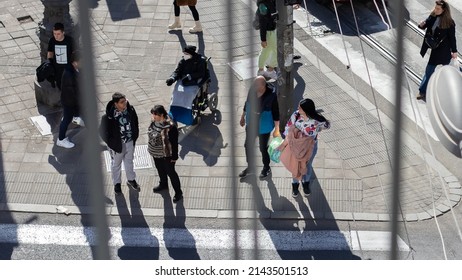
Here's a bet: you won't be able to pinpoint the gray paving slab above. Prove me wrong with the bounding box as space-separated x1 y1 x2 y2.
0 0 460 222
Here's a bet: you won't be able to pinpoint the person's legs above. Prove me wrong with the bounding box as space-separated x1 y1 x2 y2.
418 63 437 96
258 133 271 170
169 0 182 29
188 5 199 21
110 146 125 186
302 141 318 183
58 105 75 141
123 141 136 182
173 0 180 16
153 157 169 189
188 5 202 33
266 30 277 69
164 158 182 197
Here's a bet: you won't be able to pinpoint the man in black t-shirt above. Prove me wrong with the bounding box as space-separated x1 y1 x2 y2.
47 22 74 90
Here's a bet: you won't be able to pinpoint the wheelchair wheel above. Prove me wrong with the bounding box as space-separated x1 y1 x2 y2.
207 92 218 111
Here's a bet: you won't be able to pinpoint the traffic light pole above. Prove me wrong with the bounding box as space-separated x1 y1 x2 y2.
276 1 295 133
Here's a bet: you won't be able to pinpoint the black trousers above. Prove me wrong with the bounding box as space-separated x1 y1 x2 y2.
244 128 271 170
153 157 182 196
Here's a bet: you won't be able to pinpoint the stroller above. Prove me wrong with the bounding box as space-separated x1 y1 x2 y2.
169 56 218 126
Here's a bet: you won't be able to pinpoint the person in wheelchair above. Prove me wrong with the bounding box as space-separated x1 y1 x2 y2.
166 45 214 125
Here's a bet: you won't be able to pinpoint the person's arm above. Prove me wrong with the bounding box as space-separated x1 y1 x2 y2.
240 103 246 127
190 57 207 82
169 125 179 161
47 38 54 61
259 13 268 43
172 59 184 81
449 24 458 58
271 94 280 136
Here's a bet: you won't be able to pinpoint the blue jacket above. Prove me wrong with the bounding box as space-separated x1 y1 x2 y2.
244 84 279 134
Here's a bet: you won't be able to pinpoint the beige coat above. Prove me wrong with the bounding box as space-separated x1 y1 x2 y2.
279 125 315 179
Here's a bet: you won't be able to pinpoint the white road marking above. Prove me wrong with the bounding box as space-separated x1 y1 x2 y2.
0 224 409 251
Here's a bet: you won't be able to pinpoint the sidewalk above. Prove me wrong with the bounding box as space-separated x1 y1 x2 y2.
0 0 460 222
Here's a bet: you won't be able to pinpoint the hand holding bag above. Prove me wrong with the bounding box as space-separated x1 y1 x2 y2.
449 58 461 72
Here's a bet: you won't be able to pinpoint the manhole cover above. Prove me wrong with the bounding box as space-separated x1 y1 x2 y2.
228 56 258 81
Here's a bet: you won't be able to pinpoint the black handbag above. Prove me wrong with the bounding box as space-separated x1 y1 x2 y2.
425 35 445 49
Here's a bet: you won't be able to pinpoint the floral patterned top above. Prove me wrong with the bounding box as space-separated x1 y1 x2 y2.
283 110 330 139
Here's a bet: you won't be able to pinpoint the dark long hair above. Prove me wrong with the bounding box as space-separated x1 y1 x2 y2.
431 0 455 29
299 98 330 126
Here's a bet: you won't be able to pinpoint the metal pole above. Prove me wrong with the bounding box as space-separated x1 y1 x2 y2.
77 0 110 259
276 1 295 130
389 0 406 260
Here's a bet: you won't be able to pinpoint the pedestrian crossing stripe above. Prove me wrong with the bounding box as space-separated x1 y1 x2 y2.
0 224 409 251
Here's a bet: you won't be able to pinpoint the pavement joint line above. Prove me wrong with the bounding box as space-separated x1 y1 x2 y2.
0 202 449 222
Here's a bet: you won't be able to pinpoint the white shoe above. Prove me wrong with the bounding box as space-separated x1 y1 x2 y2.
72 117 85 127
189 21 203 33
56 137 75 148
265 70 278 80
168 16 181 29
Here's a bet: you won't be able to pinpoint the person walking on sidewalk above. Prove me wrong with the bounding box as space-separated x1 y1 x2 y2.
278 98 330 197
256 0 278 80
100 92 140 195
239 76 280 180
149 105 183 203
417 0 457 102
168 0 203 34
47 22 74 90
56 51 82 149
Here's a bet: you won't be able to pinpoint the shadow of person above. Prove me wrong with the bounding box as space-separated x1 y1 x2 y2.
243 172 359 259
48 131 113 258
0 144 18 259
292 61 306 110
161 192 200 259
170 29 188 50
179 113 227 166
116 191 160 260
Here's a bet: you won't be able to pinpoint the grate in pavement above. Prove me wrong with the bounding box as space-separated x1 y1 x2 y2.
103 144 152 172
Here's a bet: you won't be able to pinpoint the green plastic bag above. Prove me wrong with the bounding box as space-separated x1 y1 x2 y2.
268 136 283 163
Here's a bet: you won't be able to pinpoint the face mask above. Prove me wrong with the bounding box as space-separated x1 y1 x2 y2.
183 54 192 60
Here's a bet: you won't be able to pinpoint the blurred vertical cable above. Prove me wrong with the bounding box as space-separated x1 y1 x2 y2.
77 0 110 259
390 0 406 260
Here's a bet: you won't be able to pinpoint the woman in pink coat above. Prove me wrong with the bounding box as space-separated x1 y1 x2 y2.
279 98 330 198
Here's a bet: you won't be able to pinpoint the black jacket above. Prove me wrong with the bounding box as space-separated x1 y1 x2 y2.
36 61 56 87
170 53 207 86
419 15 457 65
99 100 139 153
60 65 79 107
257 0 277 41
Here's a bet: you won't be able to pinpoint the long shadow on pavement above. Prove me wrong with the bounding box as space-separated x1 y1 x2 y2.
179 113 226 166
48 128 112 258
243 173 360 259
116 191 160 260
161 191 200 259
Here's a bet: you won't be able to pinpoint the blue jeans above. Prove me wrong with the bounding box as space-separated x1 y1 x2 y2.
418 64 437 95
292 141 318 184
58 105 78 140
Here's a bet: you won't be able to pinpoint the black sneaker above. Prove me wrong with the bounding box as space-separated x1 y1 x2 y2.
127 180 141 191
292 183 299 198
173 193 183 203
114 183 122 195
259 167 271 179
153 185 168 193
302 181 311 197
238 168 253 178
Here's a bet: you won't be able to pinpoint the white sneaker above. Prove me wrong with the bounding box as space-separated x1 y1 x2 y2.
72 117 85 127
265 70 278 80
56 137 75 148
